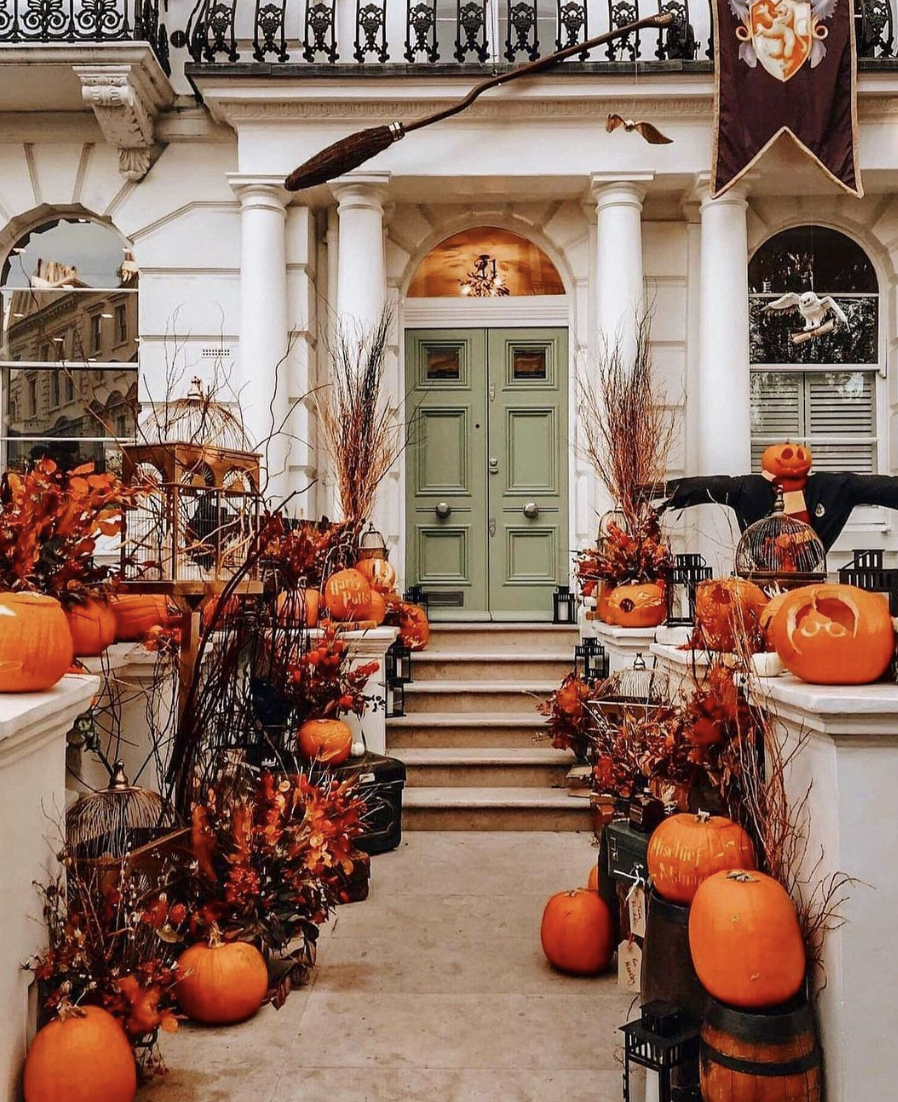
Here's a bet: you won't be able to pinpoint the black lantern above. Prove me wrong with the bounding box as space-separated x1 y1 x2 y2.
553 585 577 624
839 548 898 615
665 554 713 626
403 585 430 617
574 637 610 682
385 640 412 718
620 1001 700 1102
385 678 406 718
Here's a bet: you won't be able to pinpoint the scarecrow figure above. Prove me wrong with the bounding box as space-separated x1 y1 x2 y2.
660 442 898 551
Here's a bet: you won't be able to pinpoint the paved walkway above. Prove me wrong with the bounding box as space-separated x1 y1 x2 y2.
144 832 632 1102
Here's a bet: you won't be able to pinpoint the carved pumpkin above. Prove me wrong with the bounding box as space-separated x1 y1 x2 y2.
761 442 813 481
398 602 430 650
694 578 769 653
65 599 116 657
108 594 177 642
360 589 387 626
175 935 269 1024
324 569 372 621
0 593 73 693
596 582 615 623
606 582 666 629
354 557 397 594
297 717 353 766
759 591 789 652
770 583 894 685
688 870 806 1009
23 1005 137 1102
276 588 320 628
647 811 756 905
540 888 615 976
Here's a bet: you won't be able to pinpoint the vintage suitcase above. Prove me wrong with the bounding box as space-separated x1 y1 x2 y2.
332 751 406 855
603 819 650 884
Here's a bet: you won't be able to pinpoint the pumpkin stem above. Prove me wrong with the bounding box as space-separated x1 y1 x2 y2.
726 870 758 883
695 810 711 823
207 923 224 949
55 994 87 1022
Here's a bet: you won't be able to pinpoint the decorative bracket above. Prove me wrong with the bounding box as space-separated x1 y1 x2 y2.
75 62 173 181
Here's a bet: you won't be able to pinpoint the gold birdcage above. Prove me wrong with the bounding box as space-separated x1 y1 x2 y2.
735 489 826 590
357 521 388 561
586 653 672 736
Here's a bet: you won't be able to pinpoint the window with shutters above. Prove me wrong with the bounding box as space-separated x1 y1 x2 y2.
748 227 879 476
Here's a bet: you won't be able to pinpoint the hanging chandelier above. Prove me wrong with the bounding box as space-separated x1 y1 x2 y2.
459 254 511 297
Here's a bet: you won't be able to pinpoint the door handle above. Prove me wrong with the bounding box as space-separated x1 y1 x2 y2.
435 502 452 519
489 457 499 474
523 502 540 519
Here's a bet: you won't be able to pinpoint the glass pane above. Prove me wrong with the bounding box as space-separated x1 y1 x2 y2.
512 347 547 379
1 437 126 474
1 287 138 364
748 226 877 294
1 219 134 290
407 227 565 297
425 345 461 380
749 294 877 365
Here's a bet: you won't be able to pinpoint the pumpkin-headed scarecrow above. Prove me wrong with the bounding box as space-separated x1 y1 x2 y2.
660 442 898 551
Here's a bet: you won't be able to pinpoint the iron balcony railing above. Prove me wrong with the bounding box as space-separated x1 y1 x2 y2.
173 0 895 67
0 0 170 71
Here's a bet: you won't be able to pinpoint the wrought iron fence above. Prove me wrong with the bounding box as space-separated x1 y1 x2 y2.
173 0 896 66
0 0 170 72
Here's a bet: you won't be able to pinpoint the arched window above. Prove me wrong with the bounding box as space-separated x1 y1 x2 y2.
407 227 565 297
748 226 879 474
0 218 138 472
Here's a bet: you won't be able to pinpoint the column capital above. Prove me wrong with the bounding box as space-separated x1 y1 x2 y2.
227 174 290 213
330 171 391 209
691 172 748 210
590 171 654 210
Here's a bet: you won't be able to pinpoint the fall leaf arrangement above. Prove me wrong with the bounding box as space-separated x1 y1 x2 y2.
575 509 673 592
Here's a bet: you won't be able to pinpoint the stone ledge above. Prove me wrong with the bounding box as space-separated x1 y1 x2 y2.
0 675 99 765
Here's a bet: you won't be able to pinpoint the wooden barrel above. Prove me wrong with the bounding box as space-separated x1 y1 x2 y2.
701 995 823 1102
641 889 707 1022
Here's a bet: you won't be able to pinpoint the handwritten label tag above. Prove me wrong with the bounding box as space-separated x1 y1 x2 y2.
618 939 642 992
628 885 647 939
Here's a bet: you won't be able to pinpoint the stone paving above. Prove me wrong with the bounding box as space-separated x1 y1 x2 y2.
143 831 633 1102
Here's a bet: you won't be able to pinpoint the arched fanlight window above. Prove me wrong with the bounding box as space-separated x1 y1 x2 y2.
748 226 879 474
0 217 138 472
407 227 565 297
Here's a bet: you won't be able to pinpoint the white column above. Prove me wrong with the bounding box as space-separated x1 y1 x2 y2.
330 172 389 336
230 176 290 504
697 185 751 475
591 173 651 353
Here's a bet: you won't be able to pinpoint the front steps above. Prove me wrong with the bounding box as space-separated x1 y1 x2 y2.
390 624 591 831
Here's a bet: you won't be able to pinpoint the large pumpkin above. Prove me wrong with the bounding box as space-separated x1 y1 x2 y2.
647 811 756 905
297 717 353 765
65 599 116 657
759 591 789 652
694 578 769 653
770 583 894 685
176 936 269 1024
540 888 615 976
606 582 666 629
324 569 372 621
596 582 615 623
398 602 430 650
688 870 806 1009
761 442 813 481
0 593 73 693
23 1005 137 1102
360 588 387 626
354 557 397 594
276 587 320 628
108 594 176 642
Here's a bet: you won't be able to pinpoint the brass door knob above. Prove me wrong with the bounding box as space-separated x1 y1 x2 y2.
523 502 540 518
435 502 452 518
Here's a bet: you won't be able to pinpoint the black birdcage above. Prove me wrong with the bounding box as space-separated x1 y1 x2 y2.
574 637 610 682
666 554 713 626
620 1001 701 1102
839 548 898 615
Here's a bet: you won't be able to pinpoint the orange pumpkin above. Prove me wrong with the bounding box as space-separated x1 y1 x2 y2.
354 558 397 594
200 593 240 632
276 587 320 628
398 602 430 650
0 593 73 693
770 583 894 685
360 589 387 626
647 811 756 905
587 864 599 892
688 870 806 1009
694 578 769 652
175 936 269 1024
761 441 813 481
65 599 116 657
108 594 176 642
23 1005 137 1102
606 582 666 629
324 569 372 621
297 717 353 765
596 582 615 622
759 591 789 652
540 888 615 976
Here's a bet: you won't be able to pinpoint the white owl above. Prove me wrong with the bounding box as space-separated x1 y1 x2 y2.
763 290 850 331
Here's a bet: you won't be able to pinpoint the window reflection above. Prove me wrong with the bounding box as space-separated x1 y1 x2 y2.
407 227 565 297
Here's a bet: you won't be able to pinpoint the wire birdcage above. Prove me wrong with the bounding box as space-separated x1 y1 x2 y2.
586 653 672 736
735 490 826 589
357 521 388 561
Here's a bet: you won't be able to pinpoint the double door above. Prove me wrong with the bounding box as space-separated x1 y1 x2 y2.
405 327 569 620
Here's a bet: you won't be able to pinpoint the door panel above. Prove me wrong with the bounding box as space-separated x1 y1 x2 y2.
405 326 568 620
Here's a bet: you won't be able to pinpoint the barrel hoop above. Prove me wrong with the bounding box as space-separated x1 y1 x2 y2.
702 1042 822 1077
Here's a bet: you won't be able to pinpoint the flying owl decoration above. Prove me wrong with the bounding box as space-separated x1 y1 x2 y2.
605 114 673 145
763 290 850 344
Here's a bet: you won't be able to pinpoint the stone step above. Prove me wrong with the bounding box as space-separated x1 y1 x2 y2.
402 680 558 714
426 623 580 654
395 746 574 788
402 786 592 831
410 651 573 682
387 711 550 749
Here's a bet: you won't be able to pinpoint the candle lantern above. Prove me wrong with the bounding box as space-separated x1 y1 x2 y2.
665 554 713 626
403 585 431 617
553 585 577 624
385 640 412 718
620 1000 700 1102
574 637 610 682
839 548 898 615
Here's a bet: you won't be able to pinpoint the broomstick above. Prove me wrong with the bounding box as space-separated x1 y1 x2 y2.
285 12 674 192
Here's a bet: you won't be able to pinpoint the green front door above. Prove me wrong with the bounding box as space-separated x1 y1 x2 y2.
405 327 569 621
